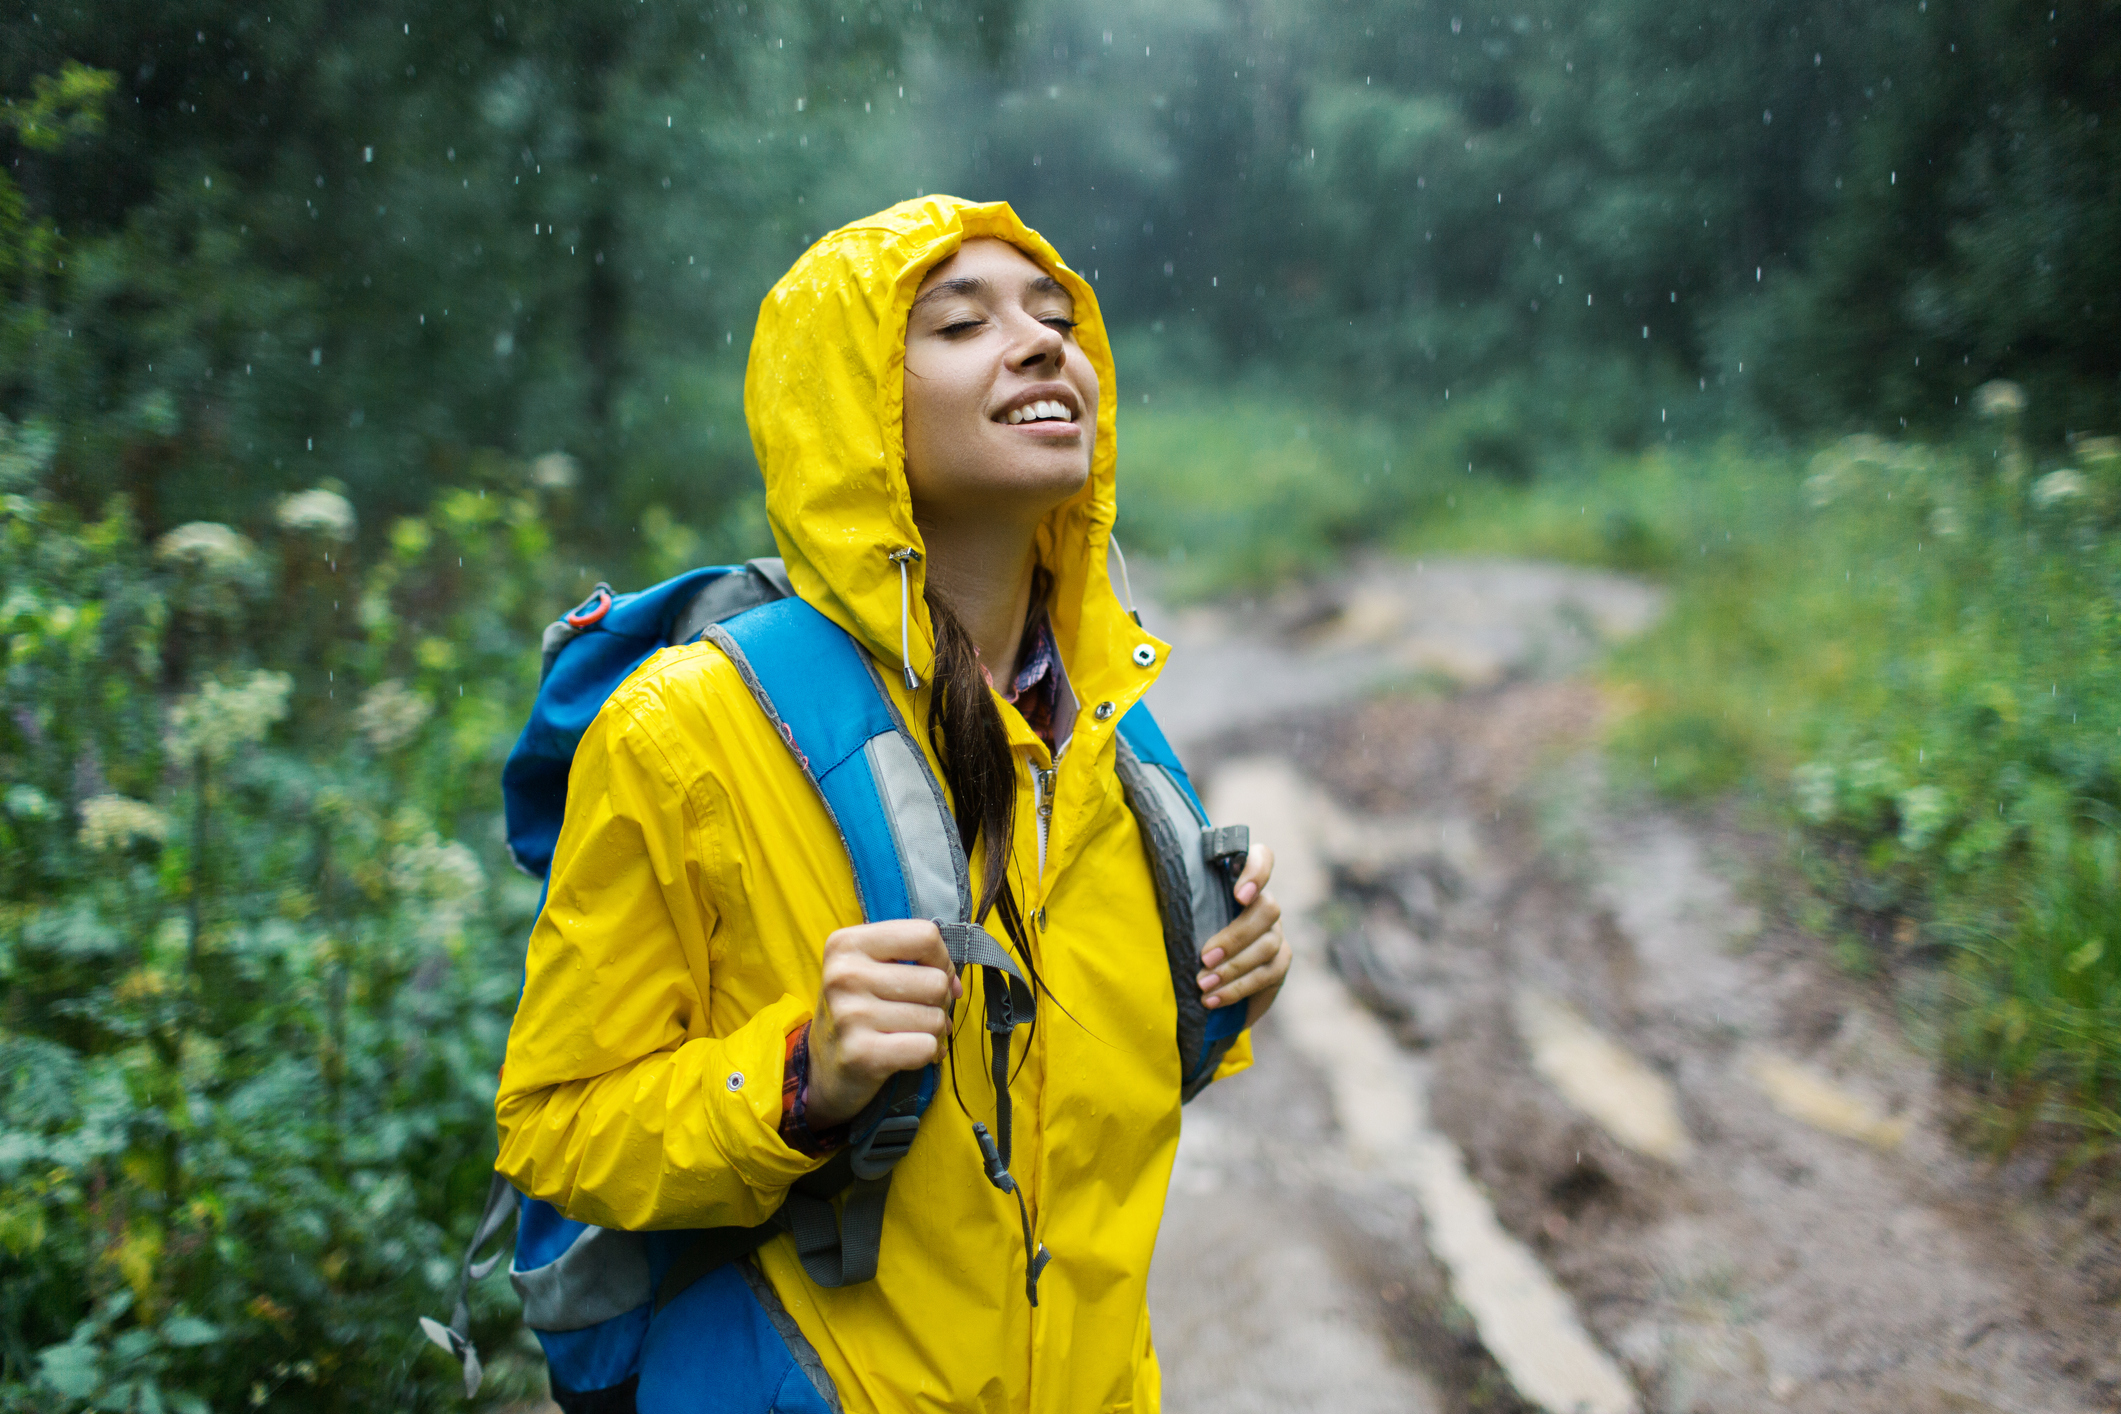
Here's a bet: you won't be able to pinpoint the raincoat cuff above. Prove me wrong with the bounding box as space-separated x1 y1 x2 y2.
697 994 830 1192
1208 1029 1254 1084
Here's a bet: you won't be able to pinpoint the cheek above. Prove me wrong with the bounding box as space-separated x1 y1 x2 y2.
1074 362 1102 423
902 356 980 463
900 367 957 497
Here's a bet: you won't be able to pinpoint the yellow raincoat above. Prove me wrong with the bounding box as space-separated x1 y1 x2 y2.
496 196 1250 1413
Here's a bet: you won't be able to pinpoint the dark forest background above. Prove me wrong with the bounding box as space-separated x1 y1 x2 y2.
6 0 2113 559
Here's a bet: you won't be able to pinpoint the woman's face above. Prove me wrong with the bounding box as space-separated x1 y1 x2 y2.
902 238 1099 529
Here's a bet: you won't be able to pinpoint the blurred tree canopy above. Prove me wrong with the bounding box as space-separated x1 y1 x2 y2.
1 0 1011 559
966 0 2116 457
2 0 2113 547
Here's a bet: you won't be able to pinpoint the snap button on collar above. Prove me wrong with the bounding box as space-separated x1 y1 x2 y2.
1093 701 1115 720
1132 643 1157 667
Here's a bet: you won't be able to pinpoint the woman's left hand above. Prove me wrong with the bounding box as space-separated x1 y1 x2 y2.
1197 843 1291 1026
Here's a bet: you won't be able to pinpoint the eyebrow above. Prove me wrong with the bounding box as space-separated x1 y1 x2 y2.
911 272 1072 312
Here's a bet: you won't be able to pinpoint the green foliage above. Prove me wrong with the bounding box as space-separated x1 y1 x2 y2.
1448 413 2121 1147
0 418 576 1409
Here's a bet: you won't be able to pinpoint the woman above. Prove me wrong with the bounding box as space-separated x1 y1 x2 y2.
496 196 1291 1413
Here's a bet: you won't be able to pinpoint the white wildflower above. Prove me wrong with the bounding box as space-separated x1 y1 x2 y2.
2031 469 2087 509
391 833 486 901
354 680 432 752
1973 380 2026 419
529 452 579 492
168 671 293 762
275 487 357 541
155 522 258 575
391 832 486 938
78 795 170 852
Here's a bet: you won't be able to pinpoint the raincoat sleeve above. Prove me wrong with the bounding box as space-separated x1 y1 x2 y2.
494 691 821 1232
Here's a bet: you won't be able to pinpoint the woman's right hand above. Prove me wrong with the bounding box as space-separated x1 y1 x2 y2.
804 920 964 1129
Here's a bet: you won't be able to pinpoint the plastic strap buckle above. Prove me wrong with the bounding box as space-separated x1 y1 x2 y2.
849 1112 921 1180
1202 823 1250 870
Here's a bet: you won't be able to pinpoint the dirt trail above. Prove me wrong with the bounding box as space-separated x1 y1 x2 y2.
1145 557 2120 1414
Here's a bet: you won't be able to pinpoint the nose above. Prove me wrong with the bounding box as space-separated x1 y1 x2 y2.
1004 310 1066 372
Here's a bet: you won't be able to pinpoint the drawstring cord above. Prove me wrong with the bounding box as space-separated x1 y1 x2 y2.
1109 537 1143 627
889 547 923 690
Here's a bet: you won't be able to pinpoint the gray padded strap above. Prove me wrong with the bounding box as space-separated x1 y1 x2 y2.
671 557 793 645
511 1223 653 1332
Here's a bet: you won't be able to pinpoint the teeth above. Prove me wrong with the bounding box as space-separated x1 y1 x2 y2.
1007 400 1073 425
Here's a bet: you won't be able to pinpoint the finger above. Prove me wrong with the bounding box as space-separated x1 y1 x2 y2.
839 998 953 1039
836 918 947 962
1206 932 1291 1010
827 920 963 999
1245 956 1290 1028
837 1028 943 1078
1198 889 1281 969
1231 841 1275 907
1198 921 1284 993
842 958 957 1007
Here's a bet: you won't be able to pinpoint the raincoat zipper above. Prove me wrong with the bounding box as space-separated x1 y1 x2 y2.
1032 758 1059 881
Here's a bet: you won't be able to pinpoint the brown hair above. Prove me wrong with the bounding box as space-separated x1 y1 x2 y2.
921 580 1030 953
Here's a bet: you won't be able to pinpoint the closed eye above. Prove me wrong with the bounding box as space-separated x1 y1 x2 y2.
937 318 986 336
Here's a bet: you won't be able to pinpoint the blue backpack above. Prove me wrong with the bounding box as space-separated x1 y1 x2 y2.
422 559 1249 1412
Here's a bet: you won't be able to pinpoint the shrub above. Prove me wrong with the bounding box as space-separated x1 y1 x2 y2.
0 416 570 1410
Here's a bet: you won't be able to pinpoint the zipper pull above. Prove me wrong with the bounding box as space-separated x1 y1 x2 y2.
1035 767 1058 818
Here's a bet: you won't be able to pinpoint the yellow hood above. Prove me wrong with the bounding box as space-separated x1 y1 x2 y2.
744 196 1133 694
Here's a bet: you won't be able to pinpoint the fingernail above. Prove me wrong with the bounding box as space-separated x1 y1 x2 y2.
1202 993 1221 1008
1201 947 1225 968
1198 973 1220 990
1236 882 1258 905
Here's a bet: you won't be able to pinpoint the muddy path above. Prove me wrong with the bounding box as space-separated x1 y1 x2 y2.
1144 557 2121 1414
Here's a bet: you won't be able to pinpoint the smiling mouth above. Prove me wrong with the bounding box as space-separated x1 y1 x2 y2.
1003 399 1077 426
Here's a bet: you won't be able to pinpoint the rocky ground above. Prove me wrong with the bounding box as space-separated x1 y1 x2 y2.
1147 556 2121 1414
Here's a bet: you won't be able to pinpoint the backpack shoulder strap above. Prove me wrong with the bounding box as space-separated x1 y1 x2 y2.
706 594 971 927
1115 701 1251 1100
693 596 1051 1296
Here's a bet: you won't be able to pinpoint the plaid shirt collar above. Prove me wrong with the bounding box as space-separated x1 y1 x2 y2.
1000 611 1062 747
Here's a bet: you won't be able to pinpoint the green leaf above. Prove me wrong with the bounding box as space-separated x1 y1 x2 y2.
36 1340 102 1399
157 1317 219 1348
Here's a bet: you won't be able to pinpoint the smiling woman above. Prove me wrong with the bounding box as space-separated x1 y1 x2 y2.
494 197 1290 1414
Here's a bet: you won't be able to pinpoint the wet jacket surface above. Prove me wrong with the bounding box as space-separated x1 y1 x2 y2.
495 196 1251 1414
